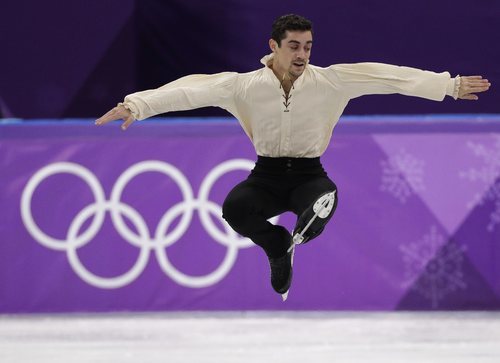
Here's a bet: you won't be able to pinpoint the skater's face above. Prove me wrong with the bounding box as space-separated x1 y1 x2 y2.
269 30 312 80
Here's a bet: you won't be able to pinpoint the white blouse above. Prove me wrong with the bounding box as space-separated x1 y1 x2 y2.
122 54 459 157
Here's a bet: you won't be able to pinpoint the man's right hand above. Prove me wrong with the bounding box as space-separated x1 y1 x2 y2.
95 104 136 130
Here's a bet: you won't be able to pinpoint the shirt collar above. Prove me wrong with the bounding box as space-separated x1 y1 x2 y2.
260 53 308 87
260 53 274 67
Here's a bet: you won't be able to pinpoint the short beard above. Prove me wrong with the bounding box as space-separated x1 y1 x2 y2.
288 68 302 79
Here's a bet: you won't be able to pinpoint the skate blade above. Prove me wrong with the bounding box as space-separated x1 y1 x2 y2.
289 191 336 253
312 191 336 218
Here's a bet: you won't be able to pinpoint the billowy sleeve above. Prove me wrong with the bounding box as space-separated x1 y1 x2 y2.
121 72 238 120
327 63 460 101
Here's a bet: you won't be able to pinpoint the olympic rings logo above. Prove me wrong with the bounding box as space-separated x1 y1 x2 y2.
20 160 278 289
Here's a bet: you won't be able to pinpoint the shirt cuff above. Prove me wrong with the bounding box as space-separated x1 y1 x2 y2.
117 102 139 120
446 75 461 100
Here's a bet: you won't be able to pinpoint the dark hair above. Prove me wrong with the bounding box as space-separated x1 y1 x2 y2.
271 14 313 47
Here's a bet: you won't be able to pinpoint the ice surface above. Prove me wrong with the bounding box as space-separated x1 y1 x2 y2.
1 312 499 363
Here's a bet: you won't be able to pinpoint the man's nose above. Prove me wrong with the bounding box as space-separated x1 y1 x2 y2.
297 49 307 60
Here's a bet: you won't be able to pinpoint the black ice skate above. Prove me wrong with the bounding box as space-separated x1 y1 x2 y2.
269 240 294 301
279 191 336 301
289 191 337 253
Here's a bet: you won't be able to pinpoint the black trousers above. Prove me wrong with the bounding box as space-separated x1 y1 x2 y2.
222 156 337 258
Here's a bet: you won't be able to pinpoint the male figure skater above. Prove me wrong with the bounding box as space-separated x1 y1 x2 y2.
96 14 491 298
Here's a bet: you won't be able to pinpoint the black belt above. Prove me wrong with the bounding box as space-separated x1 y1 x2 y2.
256 155 322 169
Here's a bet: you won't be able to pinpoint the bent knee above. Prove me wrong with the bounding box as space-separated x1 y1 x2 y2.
222 195 251 226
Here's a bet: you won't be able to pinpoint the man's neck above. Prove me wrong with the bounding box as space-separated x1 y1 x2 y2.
269 65 297 94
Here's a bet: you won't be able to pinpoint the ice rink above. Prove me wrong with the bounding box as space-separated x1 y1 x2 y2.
1 311 499 363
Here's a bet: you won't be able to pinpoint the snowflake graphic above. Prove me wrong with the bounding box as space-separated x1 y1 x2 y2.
460 135 500 232
380 148 425 203
400 226 467 308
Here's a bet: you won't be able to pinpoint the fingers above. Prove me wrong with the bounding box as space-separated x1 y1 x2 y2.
460 94 479 101
467 80 490 88
458 75 491 100
463 77 490 86
121 115 135 130
464 84 490 94
469 86 490 94
95 107 120 126
462 75 483 80
467 79 490 86
95 105 133 127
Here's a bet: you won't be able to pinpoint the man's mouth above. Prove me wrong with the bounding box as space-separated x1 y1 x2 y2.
293 62 305 67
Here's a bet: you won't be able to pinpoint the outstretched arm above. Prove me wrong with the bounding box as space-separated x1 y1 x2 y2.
95 71 238 130
327 63 491 101
457 76 491 100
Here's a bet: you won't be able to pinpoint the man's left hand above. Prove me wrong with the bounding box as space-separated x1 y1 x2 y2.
458 76 491 100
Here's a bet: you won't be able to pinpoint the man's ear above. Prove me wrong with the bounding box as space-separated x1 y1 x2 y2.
269 39 278 53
